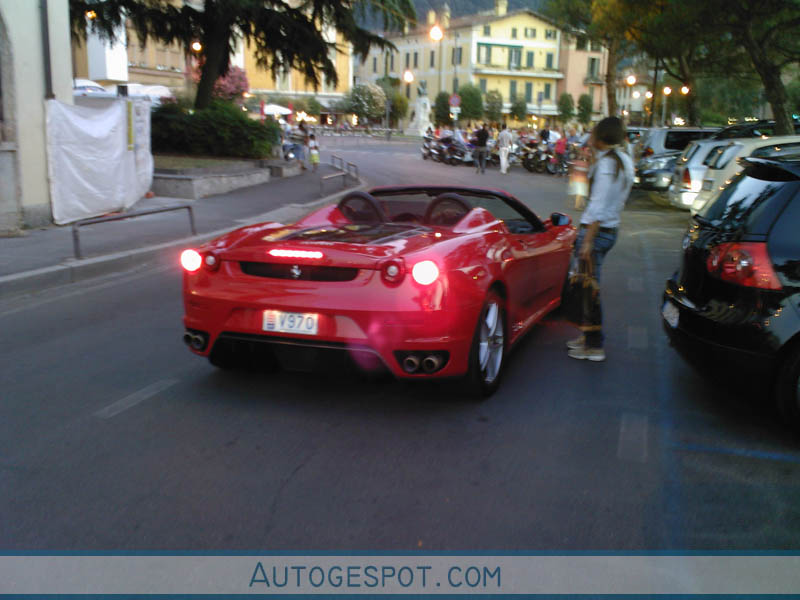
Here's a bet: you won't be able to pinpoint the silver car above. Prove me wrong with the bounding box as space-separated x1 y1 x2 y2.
667 139 732 210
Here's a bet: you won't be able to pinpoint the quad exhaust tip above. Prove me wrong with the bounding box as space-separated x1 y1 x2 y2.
402 355 420 373
422 354 443 373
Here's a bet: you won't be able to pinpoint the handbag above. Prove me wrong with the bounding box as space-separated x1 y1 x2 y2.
561 257 600 327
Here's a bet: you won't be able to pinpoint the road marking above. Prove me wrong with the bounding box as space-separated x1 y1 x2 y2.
627 276 644 292
94 379 179 419
627 325 649 349
617 413 649 463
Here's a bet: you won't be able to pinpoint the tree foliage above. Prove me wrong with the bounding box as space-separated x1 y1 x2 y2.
347 83 386 121
484 90 503 123
306 97 323 117
69 0 415 109
577 94 593 126
558 92 575 124
510 97 528 122
390 92 409 125
433 91 452 126
457 84 484 122
188 64 248 102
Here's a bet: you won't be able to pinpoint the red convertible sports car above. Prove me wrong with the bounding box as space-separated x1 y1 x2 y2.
181 186 576 395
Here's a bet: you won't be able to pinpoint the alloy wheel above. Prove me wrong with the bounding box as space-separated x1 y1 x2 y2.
478 301 504 384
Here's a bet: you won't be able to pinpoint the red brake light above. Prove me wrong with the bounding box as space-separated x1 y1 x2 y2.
705 242 782 290
411 260 439 285
268 249 323 259
643 147 654 157
682 168 692 190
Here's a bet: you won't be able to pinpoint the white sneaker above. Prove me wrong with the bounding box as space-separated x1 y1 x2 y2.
566 335 585 350
567 346 606 362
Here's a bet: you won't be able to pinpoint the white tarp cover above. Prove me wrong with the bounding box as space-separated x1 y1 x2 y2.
46 98 153 224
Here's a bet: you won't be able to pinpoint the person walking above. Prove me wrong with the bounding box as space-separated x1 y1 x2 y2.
308 133 320 172
567 117 634 362
497 124 513 174
473 123 490 173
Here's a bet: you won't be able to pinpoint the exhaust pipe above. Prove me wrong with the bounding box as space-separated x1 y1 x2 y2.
402 355 420 373
182 332 194 346
190 335 206 351
422 354 443 373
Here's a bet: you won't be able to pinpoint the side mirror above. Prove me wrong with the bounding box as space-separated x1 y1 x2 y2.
550 212 571 227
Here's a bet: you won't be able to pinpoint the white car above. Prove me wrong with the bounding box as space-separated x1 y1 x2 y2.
668 138 733 210
690 135 800 214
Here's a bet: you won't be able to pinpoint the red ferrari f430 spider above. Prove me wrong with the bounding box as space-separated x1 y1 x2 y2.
181 186 576 395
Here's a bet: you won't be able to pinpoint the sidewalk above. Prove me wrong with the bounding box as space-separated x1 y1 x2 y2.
0 163 364 299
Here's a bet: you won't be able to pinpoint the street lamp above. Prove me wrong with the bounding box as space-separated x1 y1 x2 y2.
661 85 672 126
625 74 637 123
645 90 653 99
430 24 444 101
191 41 203 53
403 69 414 84
680 85 690 95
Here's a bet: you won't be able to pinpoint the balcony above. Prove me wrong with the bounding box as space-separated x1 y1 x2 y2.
473 65 563 79
584 74 604 85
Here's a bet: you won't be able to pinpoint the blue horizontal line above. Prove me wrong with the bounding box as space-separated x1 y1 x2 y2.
672 442 800 464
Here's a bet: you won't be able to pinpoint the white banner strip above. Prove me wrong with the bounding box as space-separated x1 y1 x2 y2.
1 556 800 595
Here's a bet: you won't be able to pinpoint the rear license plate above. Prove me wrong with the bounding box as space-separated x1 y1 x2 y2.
263 310 319 335
662 302 679 328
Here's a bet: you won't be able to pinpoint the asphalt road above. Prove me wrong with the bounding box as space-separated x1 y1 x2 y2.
2 137 800 550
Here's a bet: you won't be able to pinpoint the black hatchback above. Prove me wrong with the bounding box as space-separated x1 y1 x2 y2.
662 156 800 426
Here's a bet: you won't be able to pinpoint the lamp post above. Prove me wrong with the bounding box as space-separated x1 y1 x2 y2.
625 74 636 123
661 85 672 126
430 24 444 100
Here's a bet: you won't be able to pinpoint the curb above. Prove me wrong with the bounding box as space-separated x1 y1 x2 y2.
0 177 368 301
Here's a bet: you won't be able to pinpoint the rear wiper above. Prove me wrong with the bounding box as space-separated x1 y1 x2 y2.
692 214 715 228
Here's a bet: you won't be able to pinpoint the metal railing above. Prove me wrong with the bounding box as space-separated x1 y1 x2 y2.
320 155 359 196
71 204 196 260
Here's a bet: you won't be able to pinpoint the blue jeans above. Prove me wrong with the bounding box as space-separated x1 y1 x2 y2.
473 147 487 173
573 227 618 348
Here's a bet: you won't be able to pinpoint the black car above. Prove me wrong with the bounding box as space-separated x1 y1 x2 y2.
712 119 800 140
662 155 800 425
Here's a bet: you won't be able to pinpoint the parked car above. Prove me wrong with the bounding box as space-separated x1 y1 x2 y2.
690 135 800 214
668 138 734 209
662 154 800 426
180 186 576 396
634 151 681 191
635 127 719 160
711 119 800 140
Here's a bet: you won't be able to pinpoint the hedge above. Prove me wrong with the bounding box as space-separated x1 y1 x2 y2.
151 101 280 159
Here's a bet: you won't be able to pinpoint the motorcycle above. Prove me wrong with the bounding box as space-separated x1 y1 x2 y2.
488 141 520 169
429 135 452 163
546 150 569 176
522 141 549 173
420 134 434 160
446 139 475 166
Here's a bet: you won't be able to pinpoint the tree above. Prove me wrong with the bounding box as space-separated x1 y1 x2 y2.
558 92 575 124
307 97 323 118
390 92 409 126
700 0 800 134
433 91 452 126
484 90 503 123
457 84 484 122
544 0 637 117
69 0 415 110
348 84 386 121
577 94 593 127
188 64 248 102
510 97 528 122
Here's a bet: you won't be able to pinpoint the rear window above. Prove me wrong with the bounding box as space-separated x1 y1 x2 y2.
751 142 800 159
697 166 797 234
664 131 709 150
710 144 742 169
681 142 700 162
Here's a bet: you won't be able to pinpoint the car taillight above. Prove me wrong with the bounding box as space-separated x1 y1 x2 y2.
180 249 202 272
203 252 220 271
681 168 692 190
705 242 782 290
380 258 406 285
643 147 654 157
411 260 439 285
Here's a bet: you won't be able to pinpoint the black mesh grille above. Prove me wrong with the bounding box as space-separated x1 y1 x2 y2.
240 262 359 282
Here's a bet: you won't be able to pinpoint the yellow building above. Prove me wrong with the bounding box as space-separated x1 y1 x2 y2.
354 0 563 125
243 26 353 109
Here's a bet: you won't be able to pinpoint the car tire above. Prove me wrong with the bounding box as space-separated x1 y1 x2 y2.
775 345 800 428
465 290 507 398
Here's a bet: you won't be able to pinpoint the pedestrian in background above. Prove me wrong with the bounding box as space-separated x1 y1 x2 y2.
308 134 320 172
474 123 489 174
497 124 513 174
566 117 634 362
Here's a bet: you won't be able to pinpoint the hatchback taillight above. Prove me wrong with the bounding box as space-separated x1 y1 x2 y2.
681 168 692 190
643 147 654 157
380 258 406 285
705 242 782 290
